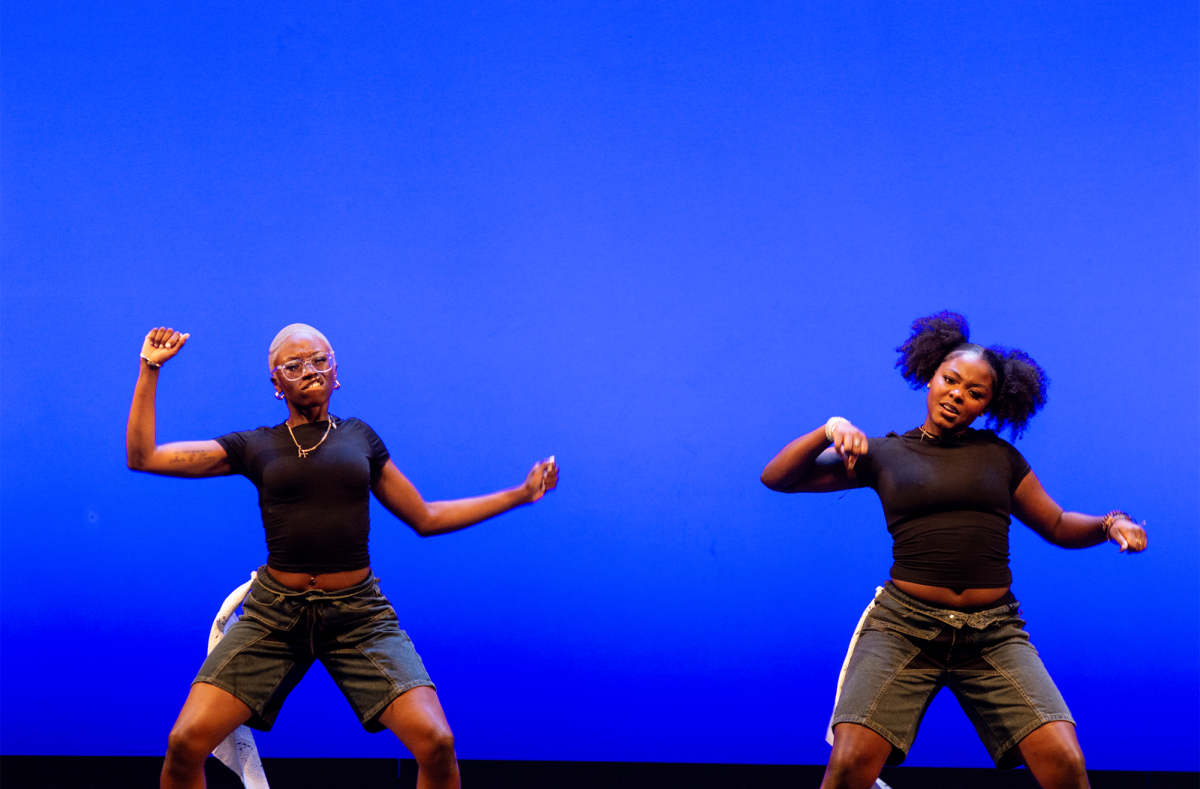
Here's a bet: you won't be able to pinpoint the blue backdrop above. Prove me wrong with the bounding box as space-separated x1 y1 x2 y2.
2 0 1197 771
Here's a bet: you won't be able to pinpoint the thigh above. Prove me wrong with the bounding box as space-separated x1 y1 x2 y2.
169 682 253 755
1015 720 1088 787
317 591 435 732
949 621 1074 768
378 686 454 747
832 628 942 765
196 614 315 731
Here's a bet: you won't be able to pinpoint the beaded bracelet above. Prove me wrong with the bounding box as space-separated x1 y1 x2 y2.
825 416 849 442
1101 510 1133 541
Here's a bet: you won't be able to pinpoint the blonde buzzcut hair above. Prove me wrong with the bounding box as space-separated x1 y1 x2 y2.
268 324 334 369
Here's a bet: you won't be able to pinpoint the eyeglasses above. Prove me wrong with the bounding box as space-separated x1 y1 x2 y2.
273 351 335 381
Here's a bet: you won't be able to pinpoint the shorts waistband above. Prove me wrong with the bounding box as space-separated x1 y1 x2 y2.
255 565 378 601
882 581 1018 629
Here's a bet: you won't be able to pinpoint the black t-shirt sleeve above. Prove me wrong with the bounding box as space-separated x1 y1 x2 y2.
358 421 390 484
1000 437 1032 494
213 430 252 477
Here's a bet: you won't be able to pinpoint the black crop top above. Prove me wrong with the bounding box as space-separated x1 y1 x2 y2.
215 416 390 573
852 428 1032 589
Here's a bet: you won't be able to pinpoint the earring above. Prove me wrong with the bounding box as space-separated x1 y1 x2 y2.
334 381 341 390
274 391 284 400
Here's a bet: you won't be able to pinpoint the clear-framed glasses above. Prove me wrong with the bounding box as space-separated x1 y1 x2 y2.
273 351 335 381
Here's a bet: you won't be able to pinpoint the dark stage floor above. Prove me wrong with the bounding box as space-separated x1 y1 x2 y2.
0 755 1195 788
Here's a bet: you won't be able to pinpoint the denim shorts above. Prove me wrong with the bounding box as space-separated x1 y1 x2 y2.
194 567 435 732
831 582 1074 768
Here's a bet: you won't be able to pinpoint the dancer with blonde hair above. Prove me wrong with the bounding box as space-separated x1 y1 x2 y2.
129 324 558 789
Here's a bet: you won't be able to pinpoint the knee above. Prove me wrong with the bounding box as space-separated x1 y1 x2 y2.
164 722 211 768
823 726 892 789
1019 724 1088 788
1021 740 1087 789
1051 744 1088 783
823 752 875 789
412 724 456 770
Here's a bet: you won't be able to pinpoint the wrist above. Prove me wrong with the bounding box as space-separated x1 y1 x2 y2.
516 481 537 505
140 353 162 369
1101 510 1133 541
825 416 848 443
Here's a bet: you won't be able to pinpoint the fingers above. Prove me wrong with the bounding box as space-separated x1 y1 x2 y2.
145 327 177 347
525 457 559 500
1113 521 1147 553
140 327 191 369
1114 530 1130 552
160 329 187 349
540 456 559 492
839 435 859 470
831 425 868 470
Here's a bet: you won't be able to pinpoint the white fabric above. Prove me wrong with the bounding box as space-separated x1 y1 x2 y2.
826 586 890 789
208 572 270 789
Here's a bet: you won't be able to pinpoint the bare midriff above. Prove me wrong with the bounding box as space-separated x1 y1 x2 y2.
266 566 372 591
891 579 1011 609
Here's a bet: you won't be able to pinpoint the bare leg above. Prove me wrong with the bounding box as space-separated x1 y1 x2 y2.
1016 721 1089 789
161 683 252 789
379 686 460 789
820 723 893 789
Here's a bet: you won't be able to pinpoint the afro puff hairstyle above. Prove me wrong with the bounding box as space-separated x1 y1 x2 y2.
894 311 1049 440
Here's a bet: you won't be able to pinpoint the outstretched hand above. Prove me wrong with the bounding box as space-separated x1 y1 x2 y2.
830 422 869 471
523 457 559 503
141 327 190 368
1109 518 1147 553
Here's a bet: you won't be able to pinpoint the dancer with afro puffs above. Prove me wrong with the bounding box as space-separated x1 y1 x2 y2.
761 311 1146 789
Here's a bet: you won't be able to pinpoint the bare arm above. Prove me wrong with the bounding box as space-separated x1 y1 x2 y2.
126 328 231 478
761 421 868 493
371 458 558 537
1011 471 1147 552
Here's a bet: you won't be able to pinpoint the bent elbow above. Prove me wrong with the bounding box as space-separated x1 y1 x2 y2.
760 469 779 490
760 470 791 492
409 514 438 538
412 521 440 538
411 503 446 537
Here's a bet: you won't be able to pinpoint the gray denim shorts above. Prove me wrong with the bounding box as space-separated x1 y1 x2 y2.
831 582 1074 768
195 567 435 732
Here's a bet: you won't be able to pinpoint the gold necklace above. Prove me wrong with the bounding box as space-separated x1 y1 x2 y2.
286 415 336 458
918 424 967 442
